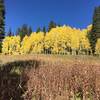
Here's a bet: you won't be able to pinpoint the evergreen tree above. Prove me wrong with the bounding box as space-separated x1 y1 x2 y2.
89 6 100 54
93 6 100 38
16 28 21 35
87 30 96 55
28 26 32 36
0 0 5 52
36 27 41 33
57 24 61 27
21 24 29 36
43 26 46 33
19 31 24 40
0 0 5 40
16 27 24 40
43 26 46 36
48 21 56 32
16 24 32 40
7 28 12 36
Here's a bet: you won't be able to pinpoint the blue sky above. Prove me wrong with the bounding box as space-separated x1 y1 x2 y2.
5 0 100 33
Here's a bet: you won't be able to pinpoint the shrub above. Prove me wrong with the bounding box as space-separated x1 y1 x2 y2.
2 36 21 55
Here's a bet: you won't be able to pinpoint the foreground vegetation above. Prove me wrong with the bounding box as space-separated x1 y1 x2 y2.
0 55 100 100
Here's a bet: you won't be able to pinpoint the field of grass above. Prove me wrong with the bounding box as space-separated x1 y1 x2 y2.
0 54 100 100
0 54 100 64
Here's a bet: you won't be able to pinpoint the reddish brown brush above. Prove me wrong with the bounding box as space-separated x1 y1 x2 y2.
22 59 100 100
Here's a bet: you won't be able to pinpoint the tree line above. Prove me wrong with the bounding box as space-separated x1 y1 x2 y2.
0 0 100 55
7 20 57 39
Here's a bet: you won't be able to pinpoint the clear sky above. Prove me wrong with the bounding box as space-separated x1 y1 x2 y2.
5 0 100 33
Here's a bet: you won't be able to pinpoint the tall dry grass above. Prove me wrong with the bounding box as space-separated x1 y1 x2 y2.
22 57 100 100
0 55 100 100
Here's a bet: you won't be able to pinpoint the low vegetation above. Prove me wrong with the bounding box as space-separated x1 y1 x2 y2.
0 55 100 100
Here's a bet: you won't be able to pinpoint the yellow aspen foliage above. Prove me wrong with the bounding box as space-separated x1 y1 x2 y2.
44 25 91 54
29 32 44 53
2 36 21 55
2 24 97 55
45 25 73 53
70 28 80 50
20 35 30 54
87 24 92 32
96 39 100 54
80 29 90 50
21 32 44 54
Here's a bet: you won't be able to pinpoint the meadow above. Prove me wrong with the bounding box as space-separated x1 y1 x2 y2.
0 54 100 100
0 1 100 100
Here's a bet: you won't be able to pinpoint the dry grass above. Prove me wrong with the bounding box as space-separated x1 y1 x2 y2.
0 54 100 100
23 64 99 100
0 54 100 64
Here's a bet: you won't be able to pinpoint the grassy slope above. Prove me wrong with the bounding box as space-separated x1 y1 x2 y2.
0 54 100 65
0 54 100 100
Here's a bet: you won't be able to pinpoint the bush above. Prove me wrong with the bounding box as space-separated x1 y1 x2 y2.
2 36 21 55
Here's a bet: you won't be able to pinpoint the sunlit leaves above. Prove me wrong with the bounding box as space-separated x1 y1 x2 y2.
3 25 100 55
2 36 21 55
20 32 44 54
96 39 100 54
